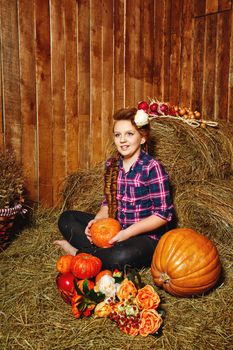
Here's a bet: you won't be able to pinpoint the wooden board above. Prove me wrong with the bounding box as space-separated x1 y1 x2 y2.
133 0 144 104
179 0 194 108
90 0 103 166
192 17 205 112
0 0 232 207
0 0 21 159
77 0 90 169
114 0 125 110
153 0 171 101
125 0 136 106
50 0 66 205
18 0 38 202
194 0 206 17
102 0 114 144
35 0 53 207
215 10 232 120
228 9 233 122
169 0 183 105
0 6 3 149
143 0 154 101
64 0 79 174
202 14 217 120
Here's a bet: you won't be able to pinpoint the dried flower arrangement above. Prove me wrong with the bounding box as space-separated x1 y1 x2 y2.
0 149 26 249
0 149 24 209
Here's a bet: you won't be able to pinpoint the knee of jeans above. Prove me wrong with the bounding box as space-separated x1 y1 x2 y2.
58 210 73 230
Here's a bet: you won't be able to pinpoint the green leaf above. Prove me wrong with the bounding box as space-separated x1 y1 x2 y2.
82 279 90 295
88 289 105 303
74 278 84 296
124 267 145 289
134 270 145 289
77 302 87 312
113 276 124 284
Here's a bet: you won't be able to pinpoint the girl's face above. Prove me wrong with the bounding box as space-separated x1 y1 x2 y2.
113 120 145 160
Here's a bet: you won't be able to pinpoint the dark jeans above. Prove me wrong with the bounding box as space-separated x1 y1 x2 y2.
58 210 158 270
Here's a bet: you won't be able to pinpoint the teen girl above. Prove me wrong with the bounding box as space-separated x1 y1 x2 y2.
54 107 174 270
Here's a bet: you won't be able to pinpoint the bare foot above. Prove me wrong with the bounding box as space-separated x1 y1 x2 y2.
53 240 78 256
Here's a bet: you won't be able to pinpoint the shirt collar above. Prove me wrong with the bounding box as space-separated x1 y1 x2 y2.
119 149 146 173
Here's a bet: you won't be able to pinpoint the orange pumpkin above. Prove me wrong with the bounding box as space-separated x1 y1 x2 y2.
151 228 221 297
70 253 102 279
72 279 95 301
71 279 96 318
90 218 121 248
56 254 74 274
76 278 95 292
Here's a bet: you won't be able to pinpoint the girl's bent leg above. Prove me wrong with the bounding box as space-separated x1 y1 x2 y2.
92 235 157 270
57 210 95 251
56 211 158 270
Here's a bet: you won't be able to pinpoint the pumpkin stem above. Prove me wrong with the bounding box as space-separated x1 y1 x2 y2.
161 272 170 284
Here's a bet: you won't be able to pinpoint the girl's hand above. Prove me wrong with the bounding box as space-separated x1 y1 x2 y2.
85 219 97 243
108 229 131 245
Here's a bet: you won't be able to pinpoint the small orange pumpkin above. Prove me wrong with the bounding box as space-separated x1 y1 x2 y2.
90 218 121 248
70 253 102 279
73 279 95 297
56 254 74 274
151 228 221 297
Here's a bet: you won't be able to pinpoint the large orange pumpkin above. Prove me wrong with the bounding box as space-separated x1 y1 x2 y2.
90 218 121 248
151 228 221 297
70 253 102 279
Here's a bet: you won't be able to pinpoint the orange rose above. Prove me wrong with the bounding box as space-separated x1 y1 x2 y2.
94 301 112 318
117 278 137 301
136 285 160 309
139 309 163 337
71 302 82 319
71 293 82 318
121 325 139 337
71 292 82 305
83 303 95 317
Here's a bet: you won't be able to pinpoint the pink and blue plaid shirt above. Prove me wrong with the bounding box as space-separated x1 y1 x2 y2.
103 150 174 240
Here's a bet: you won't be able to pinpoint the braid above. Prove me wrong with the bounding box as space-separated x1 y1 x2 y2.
104 155 119 218
143 142 149 154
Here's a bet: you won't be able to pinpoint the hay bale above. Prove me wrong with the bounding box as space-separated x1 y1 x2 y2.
62 119 233 210
62 162 104 213
0 210 232 350
174 178 233 246
149 119 233 186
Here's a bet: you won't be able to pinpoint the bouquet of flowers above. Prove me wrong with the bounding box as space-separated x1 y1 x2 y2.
93 274 163 337
55 254 164 337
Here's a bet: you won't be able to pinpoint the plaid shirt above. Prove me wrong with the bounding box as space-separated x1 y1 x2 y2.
103 150 174 240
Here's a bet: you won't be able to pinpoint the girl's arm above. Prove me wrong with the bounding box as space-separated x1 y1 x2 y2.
109 214 167 244
85 205 109 242
94 205 109 220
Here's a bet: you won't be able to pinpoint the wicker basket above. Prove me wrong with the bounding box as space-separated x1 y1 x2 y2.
0 204 27 250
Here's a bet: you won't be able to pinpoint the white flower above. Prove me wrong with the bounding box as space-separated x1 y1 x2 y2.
134 109 149 127
97 275 117 299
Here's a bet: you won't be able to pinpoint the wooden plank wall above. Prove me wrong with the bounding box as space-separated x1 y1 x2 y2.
0 0 232 207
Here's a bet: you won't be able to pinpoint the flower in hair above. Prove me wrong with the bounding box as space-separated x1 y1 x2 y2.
134 109 149 128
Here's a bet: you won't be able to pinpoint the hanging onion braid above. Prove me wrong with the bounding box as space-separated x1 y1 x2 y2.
104 107 151 218
104 155 119 218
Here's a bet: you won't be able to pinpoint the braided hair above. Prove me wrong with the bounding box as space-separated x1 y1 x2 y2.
104 108 150 218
